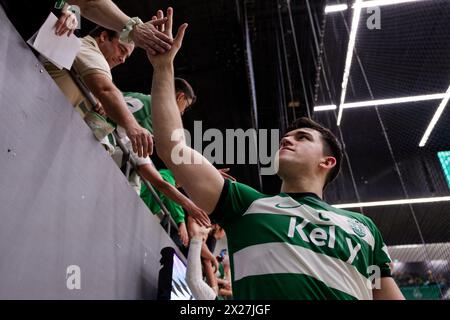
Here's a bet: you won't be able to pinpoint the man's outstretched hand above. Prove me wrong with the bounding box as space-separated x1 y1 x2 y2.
185 200 211 228
187 216 210 241
146 7 188 67
131 17 173 54
125 123 153 157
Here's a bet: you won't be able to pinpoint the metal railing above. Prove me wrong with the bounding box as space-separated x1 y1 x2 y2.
69 70 179 236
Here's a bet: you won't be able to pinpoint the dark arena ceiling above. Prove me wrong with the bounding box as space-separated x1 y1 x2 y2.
107 0 450 247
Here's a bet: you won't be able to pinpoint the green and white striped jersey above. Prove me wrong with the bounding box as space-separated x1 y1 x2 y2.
210 180 392 300
122 92 153 134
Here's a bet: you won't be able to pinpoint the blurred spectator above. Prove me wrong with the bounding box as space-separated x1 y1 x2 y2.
202 224 226 294
215 250 233 299
122 77 197 137
92 98 210 230
45 26 153 157
140 169 203 248
120 81 197 188
186 217 233 300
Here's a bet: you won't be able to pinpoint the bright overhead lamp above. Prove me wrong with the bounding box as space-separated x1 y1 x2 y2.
314 93 446 112
389 244 424 249
325 4 348 13
337 0 363 126
343 93 447 109
325 0 426 14
358 0 426 8
333 196 450 209
419 85 450 147
335 0 429 125
314 104 337 111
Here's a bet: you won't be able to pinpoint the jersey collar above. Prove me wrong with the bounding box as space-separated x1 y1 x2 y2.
283 192 321 200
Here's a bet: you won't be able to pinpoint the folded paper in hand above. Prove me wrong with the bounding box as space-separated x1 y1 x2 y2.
27 12 81 70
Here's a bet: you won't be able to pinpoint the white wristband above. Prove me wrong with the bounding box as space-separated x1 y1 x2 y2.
120 17 143 45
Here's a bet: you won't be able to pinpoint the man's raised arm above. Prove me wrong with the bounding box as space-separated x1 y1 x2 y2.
147 8 224 214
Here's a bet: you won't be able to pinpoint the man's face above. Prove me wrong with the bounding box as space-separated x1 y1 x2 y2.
97 32 134 69
278 128 326 175
176 92 193 115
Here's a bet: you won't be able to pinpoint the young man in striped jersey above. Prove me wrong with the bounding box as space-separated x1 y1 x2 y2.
147 8 404 300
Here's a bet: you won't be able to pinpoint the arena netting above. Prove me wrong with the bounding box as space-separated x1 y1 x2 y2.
313 0 450 299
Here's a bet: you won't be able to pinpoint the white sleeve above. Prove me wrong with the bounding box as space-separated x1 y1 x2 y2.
186 238 217 300
116 127 151 166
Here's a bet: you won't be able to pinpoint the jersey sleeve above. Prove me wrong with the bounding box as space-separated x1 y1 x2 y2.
210 179 264 229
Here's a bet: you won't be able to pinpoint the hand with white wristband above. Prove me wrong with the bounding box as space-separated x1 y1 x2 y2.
57 1 173 53
120 16 173 55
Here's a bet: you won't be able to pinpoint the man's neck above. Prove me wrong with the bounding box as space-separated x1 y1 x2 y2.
280 176 324 199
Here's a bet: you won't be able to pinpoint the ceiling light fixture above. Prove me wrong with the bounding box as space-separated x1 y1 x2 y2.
344 93 446 109
324 4 348 13
333 196 450 209
335 0 429 125
337 0 363 126
419 85 450 147
314 93 446 112
325 0 425 14
314 104 337 111
358 0 426 8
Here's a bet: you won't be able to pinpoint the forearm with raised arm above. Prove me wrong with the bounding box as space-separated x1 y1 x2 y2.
151 65 224 213
68 0 129 32
151 65 184 160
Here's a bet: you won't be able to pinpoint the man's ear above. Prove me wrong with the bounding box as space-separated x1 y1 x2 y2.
319 156 336 170
175 92 184 101
99 31 107 42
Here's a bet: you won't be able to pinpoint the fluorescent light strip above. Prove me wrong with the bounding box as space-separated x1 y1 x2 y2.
389 244 424 249
335 0 428 124
314 104 337 111
344 93 446 109
325 1 425 15
337 0 363 126
314 93 446 112
325 4 348 13
333 196 450 209
358 0 426 8
419 85 450 147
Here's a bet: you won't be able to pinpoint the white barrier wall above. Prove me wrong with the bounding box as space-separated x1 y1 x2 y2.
0 6 184 299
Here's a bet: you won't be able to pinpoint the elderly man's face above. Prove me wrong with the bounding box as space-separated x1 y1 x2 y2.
98 31 134 69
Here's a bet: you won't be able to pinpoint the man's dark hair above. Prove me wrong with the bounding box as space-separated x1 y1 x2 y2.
175 77 196 106
285 117 343 187
89 26 119 40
